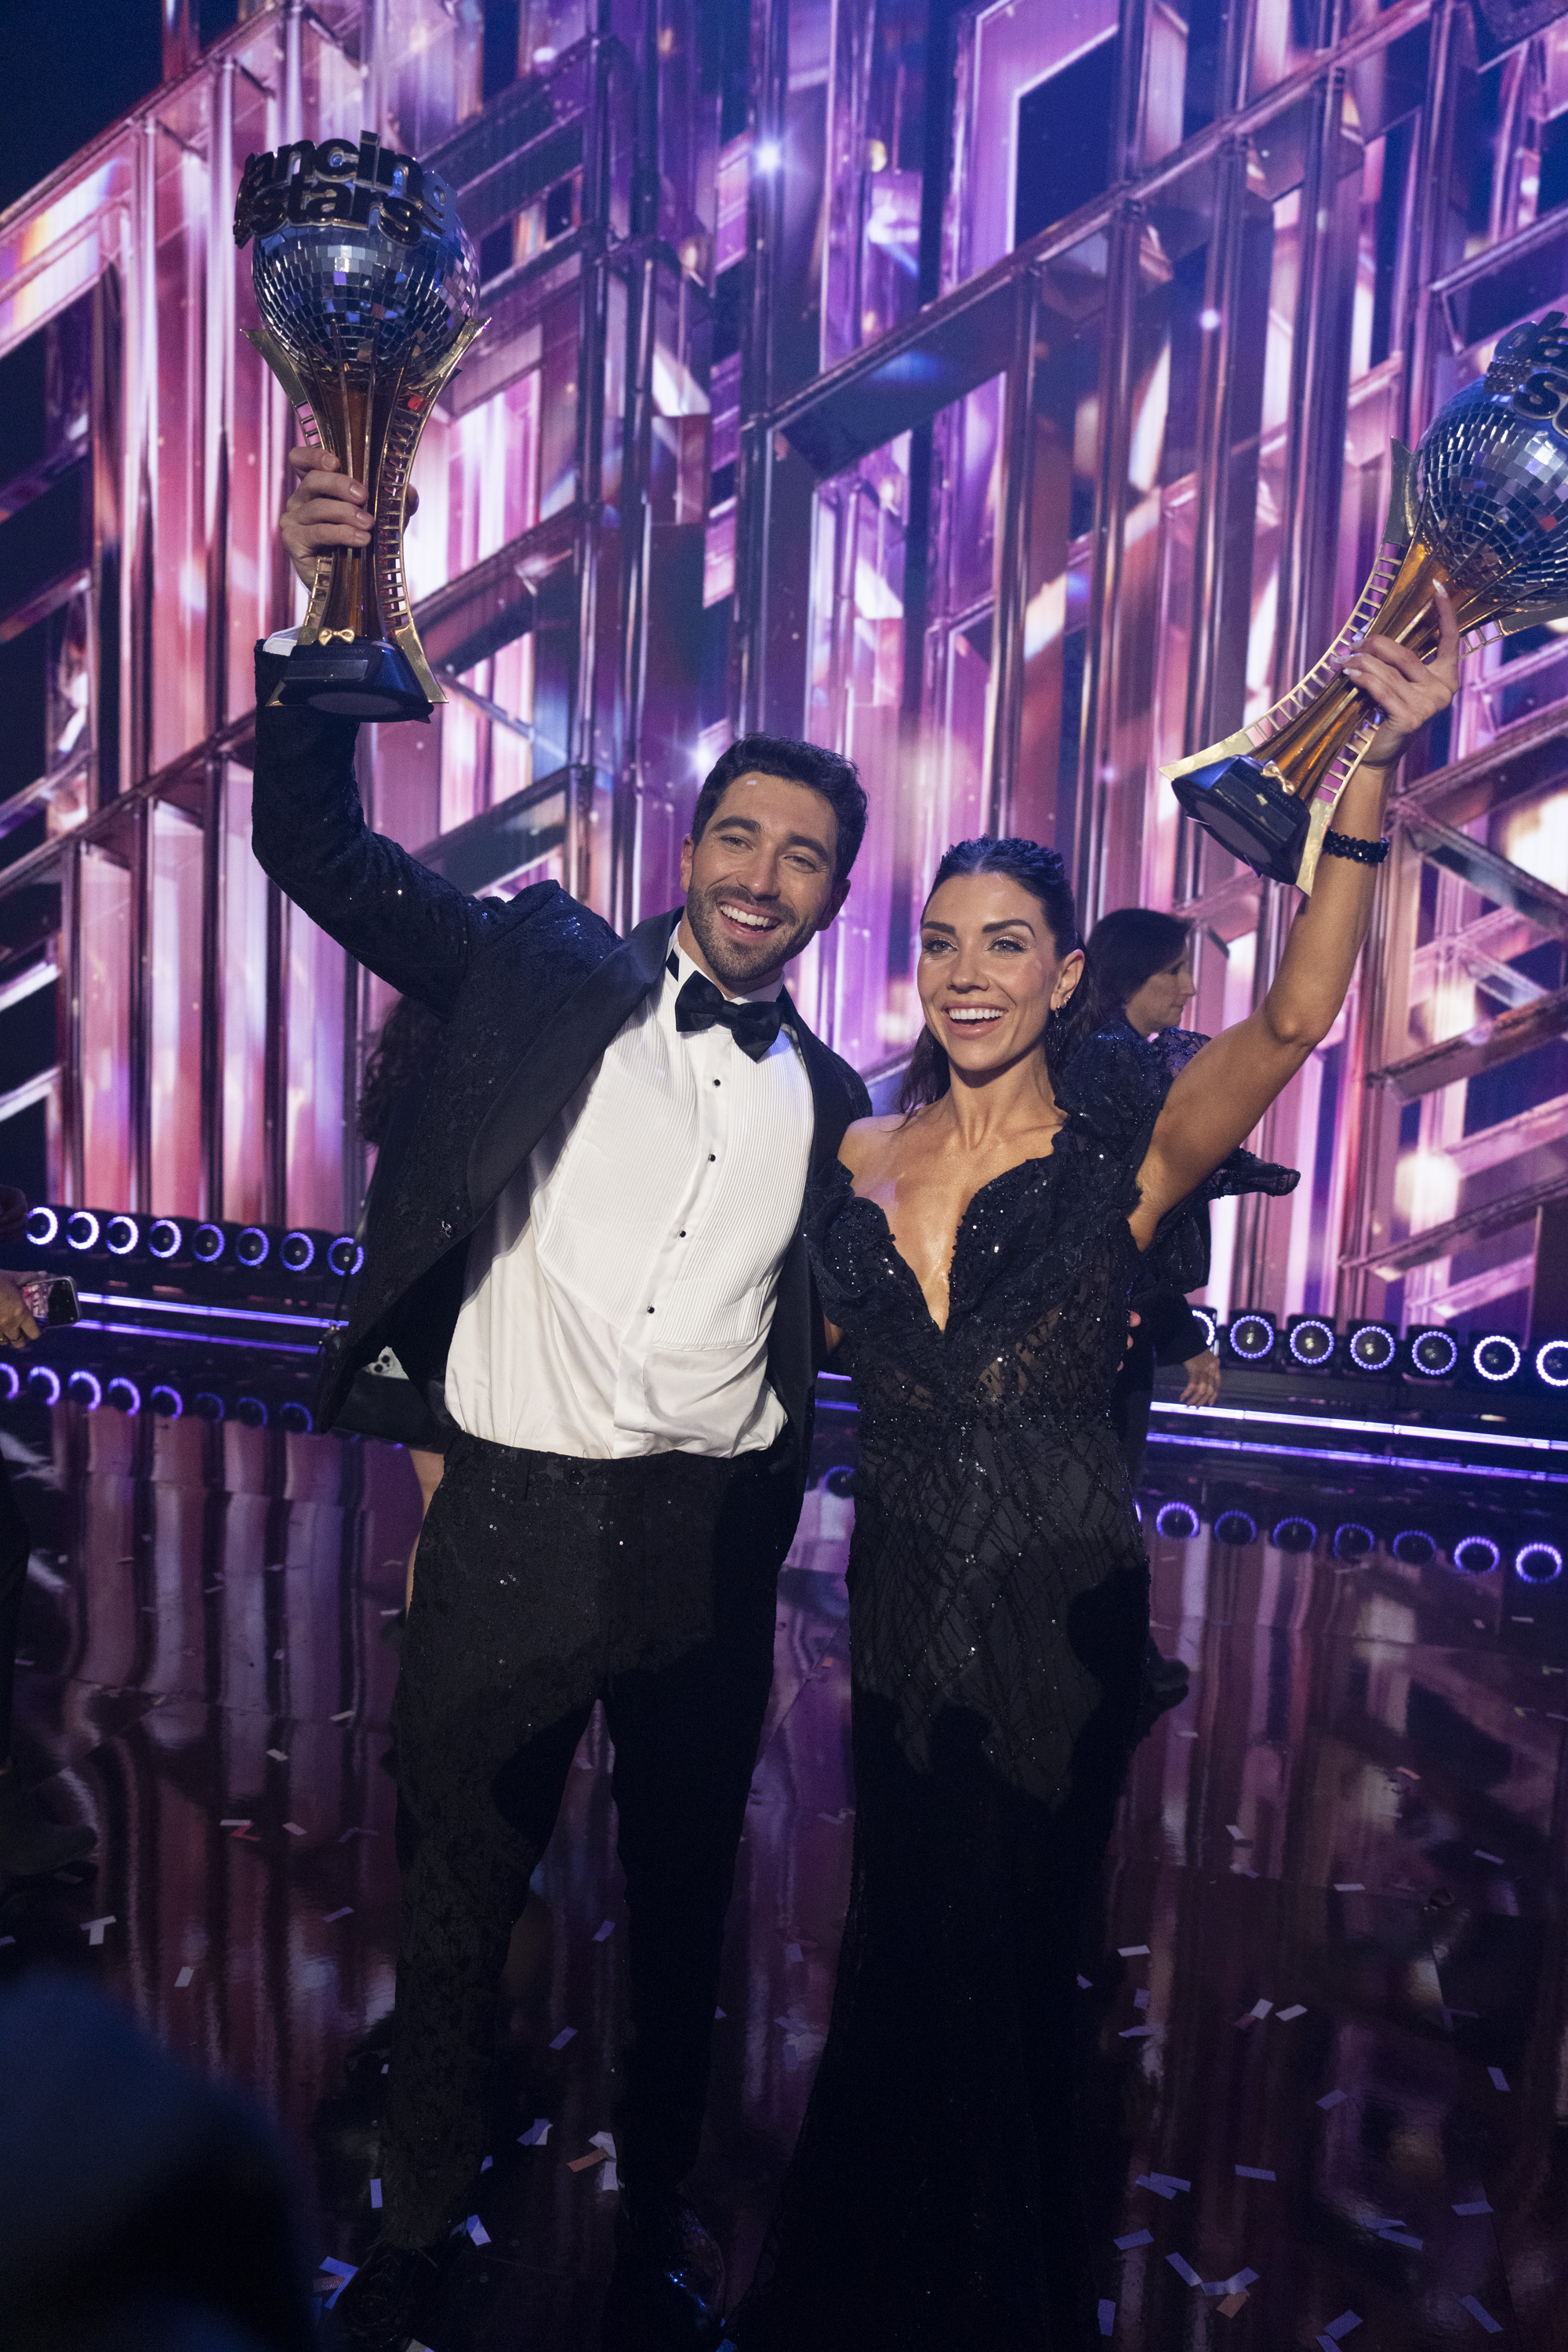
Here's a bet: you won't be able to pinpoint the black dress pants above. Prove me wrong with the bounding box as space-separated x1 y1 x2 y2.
383 1427 799 2247
0 1454 32 1763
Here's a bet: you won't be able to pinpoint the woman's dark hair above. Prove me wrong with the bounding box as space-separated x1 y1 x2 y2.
1083 908 1192 1029
358 996 445 1148
691 732 868 884
898 837 1094 1113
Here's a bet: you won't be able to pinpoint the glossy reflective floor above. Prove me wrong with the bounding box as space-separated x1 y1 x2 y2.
2 1394 1565 2350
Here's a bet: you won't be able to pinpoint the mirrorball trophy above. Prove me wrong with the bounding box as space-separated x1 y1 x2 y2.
234 132 485 721
1166 311 1568 888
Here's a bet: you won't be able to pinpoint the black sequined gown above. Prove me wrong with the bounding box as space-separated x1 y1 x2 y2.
734 1058 1296 2352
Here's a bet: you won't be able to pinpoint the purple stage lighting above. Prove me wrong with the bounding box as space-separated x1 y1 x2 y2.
1347 1322 1397 1373
1471 1334 1522 1383
105 1215 139 1255
191 1392 225 1421
1214 1509 1258 1546
1226 1312 1276 1362
1534 1338 1568 1388
148 1219 183 1259
0 1363 16 1401
149 1385 183 1417
106 1377 141 1414
64 1210 99 1250
1190 1305 1218 1351
1392 1529 1437 1566
1333 1523 1374 1561
1287 1316 1335 1368
65 1370 101 1409
24 1207 57 1246
235 1228 270 1268
25 1367 60 1405
1515 1541 1563 1584
1407 1327 1459 1378
1272 1515 1317 1552
1451 1534 1501 1576
235 1396 268 1427
1155 1501 1201 1540
192 1224 225 1262
279 1400 314 1434
326 1235 363 1277
280 1232 316 1272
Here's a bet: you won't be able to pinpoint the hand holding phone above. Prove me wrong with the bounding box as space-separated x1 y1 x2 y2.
2 1274 81 1344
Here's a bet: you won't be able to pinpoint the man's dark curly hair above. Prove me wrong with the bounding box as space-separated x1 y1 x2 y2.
691 733 868 884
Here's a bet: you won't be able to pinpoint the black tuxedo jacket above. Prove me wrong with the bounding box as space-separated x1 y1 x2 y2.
250 648 870 1464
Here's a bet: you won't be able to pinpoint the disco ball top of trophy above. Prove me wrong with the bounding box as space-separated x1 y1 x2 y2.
237 134 479 381
1416 312 1568 605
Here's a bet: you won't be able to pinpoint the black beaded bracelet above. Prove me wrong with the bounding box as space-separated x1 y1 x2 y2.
1320 829 1390 866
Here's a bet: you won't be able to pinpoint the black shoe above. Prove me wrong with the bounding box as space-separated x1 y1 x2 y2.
604 2187 727 2352
0 1770 95 1878
329 2236 445 2352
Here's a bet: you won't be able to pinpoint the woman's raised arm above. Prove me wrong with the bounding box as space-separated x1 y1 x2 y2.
1131 586 1461 1245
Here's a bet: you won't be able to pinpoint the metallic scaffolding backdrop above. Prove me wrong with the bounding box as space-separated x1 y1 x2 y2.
1 0 1566 1343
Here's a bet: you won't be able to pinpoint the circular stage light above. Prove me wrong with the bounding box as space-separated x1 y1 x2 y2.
65 1370 101 1410
1348 1323 1397 1374
147 1218 183 1260
191 1392 224 1421
235 1228 270 1268
1408 1327 1458 1378
1534 1338 1568 1389
278 1400 314 1434
1272 1515 1317 1553
0 1363 17 1402
1213 1508 1258 1547
823 1464 855 1497
1190 1305 1218 1352
191 1224 225 1263
280 1231 316 1272
1334 1523 1374 1562
1452 1534 1501 1576
105 1377 141 1415
1287 1317 1335 1367
1515 1541 1563 1585
104 1215 139 1256
25 1366 60 1405
64 1210 100 1251
24 1206 58 1247
1228 1312 1276 1361
326 1235 363 1278
148 1385 183 1418
1472 1333 1522 1384
1392 1528 1437 1567
234 1396 268 1428
1155 1501 1202 1541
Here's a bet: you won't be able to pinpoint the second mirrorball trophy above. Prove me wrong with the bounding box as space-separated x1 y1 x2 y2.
234 132 485 722
1167 311 1568 888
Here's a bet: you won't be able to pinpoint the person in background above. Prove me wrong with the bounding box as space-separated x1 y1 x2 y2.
0 1188 96 1879
1065 912 1299 1713
355 996 449 1613
0 1969 317 2352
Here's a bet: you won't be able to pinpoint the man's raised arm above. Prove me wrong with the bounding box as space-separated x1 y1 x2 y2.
251 653 499 1020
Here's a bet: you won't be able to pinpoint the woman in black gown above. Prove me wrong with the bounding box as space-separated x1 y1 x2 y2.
731 608 1457 2350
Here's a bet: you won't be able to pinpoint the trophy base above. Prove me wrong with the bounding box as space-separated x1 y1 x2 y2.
274 638 432 723
1171 755 1311 886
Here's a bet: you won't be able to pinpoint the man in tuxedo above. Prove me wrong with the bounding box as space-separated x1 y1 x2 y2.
254 452 869 2352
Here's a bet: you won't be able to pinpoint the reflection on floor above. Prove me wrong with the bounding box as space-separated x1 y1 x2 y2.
1 1395 1564 2349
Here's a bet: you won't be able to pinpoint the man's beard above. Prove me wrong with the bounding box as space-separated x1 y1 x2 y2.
684 883 814 992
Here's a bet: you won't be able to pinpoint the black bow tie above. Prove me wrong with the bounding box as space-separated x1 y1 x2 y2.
673 967 785 1062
